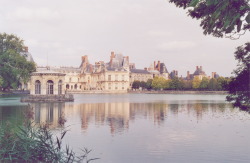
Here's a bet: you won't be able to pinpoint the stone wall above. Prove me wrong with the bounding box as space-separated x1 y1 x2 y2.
21 94 74 102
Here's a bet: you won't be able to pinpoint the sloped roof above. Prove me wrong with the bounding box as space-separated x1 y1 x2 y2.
130 69 150 74
193 69 206 76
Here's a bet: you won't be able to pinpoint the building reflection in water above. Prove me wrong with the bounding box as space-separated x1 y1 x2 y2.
31 103 65 128
77 102 168 134
26 101 233 134
67 101 232 134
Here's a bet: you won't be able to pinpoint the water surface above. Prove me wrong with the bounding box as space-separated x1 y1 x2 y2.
1 94 250 163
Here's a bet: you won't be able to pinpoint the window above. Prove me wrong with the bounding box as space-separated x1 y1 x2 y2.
115 75 118 81
108 83 111 90
115 83 118 90
122 75 124 81
74 84 77 89
35 80 41 94
58 80 62 95
108 75 111 81
66 84 69 89
47 80 54 95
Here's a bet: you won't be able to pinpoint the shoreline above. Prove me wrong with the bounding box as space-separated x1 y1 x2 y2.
128 90 228 95
1 90 228 96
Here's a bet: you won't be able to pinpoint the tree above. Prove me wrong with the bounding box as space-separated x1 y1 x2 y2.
163 79 171 90
208 78 218 90
199 77 209 90
132 80 140 90
169 0 250 39
0 33 36 91
183 80 192 90
226 43 250 110
152 77 166 90
140 81 147 90
169 77 184 90
146 79 153 90
192 76 201 89
217 77 230 90
0 76 3 90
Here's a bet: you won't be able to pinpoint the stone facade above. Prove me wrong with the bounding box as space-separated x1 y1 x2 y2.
29 70 66 95
29 52 171 93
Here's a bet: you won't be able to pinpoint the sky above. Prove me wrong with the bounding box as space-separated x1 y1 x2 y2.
0 0 249 77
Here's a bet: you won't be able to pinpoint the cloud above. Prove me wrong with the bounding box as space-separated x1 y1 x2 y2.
5 7 61 22
147 30 172 38
157 41 196 51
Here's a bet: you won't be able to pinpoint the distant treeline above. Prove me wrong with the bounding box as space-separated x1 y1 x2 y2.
132 76 230 91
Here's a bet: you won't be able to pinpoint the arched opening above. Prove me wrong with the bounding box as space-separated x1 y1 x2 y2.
58 80 62 95
66 84 69 89
74 84 77 89
47 80 54 95
35 80 41 94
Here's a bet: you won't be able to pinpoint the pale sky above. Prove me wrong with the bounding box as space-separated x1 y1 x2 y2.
1 0 249 77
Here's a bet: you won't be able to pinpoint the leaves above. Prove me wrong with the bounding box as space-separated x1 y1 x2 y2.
226 42 250 110
246 13 250 23
0 33 36 90
189 0 200 7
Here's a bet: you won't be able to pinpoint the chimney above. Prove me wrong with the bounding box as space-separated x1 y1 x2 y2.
154 61 156 70
176 71 178 76
111 51 115 58
24 46 28 52
200 66 202 71
187 71 190 79
144 67 147 70
82 55 88 62
126 56 129 63
196 66 199 70
212 72 215 78
158 61 160 71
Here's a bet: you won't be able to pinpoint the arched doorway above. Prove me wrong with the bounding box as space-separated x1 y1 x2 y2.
47 80 54 95
35 80 41 94
58 80 62 95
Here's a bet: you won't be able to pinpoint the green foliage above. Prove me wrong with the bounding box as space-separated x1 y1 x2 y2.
192 76 201 89
183 80 193 90
132 80 140 89
169 77 184 90
217 77 230 90
208 78 218 90
152 77 167 90
140 81 147 89
226 42 250 110
0 76 3 87
199 77 209 90
163 79 171 90
0 33 36 91
169 0 250 39
146 79 153 90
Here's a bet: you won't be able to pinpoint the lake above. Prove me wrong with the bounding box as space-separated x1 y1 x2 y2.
0 94 250 163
